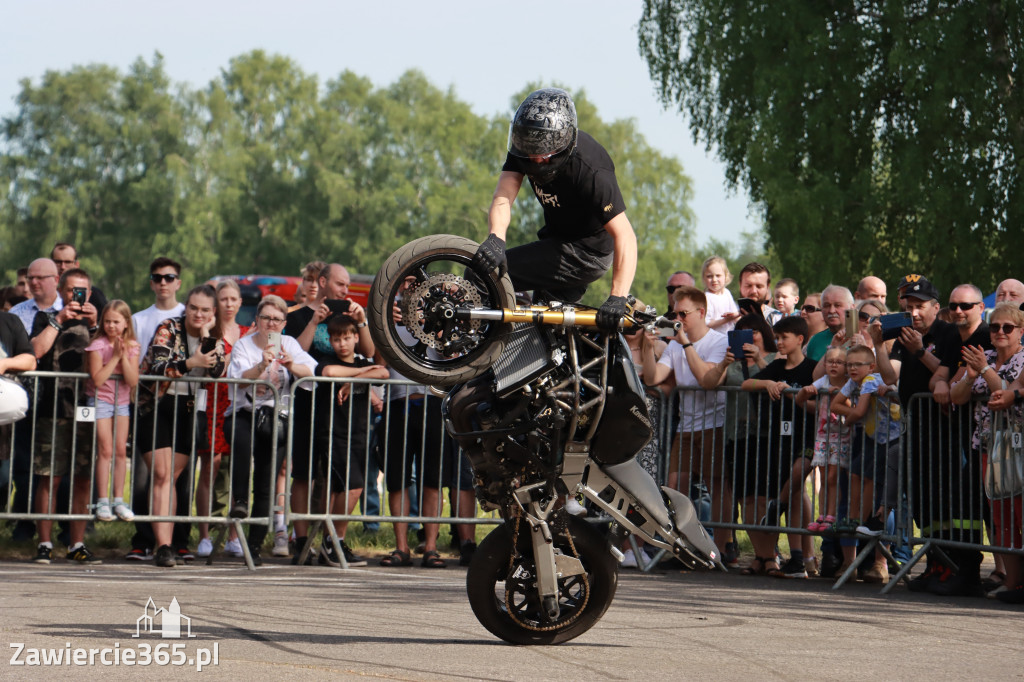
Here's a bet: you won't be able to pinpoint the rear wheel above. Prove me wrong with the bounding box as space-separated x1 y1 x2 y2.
466 517 618 645
368 234 515 386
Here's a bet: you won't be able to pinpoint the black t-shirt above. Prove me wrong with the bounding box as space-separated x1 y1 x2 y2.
285 299 353 363
502 131 626 254
943 323 993 374
314 354 374 434
0 311 32 361
891 319 961 405
89 286 108 313
753 356 817 447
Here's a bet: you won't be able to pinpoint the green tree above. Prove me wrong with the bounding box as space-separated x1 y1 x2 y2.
0 54 193 308
638 0 1023 296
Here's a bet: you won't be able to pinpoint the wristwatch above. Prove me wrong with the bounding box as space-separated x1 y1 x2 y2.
47 313 61 332
680 342 693 349
356 321 368 329
913 348 925 358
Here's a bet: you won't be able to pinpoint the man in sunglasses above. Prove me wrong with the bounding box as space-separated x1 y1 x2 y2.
874 276 985 596
132 257 185 364
665 271 696 313
947 284 991 351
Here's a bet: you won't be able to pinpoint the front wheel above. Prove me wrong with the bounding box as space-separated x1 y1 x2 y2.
466 517 618 645
368 234 515 387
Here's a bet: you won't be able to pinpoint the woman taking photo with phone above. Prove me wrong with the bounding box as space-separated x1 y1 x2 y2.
225 295 316 564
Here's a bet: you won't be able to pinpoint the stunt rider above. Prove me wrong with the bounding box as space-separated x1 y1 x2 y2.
471 88 638 333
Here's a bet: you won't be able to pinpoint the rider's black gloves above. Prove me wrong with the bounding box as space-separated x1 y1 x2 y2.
596 295 628 333
471 234 506 275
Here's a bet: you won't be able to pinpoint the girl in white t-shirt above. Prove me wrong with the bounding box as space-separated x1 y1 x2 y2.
701 256 739 333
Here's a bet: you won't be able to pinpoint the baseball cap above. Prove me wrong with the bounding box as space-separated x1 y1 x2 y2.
898 276 940 302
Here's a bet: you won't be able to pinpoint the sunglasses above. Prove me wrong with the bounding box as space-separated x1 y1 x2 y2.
990 323 1020 335
949 301 982 312
666 285 681 295
150 273 180 283
666 309 700 321
801 305 820 313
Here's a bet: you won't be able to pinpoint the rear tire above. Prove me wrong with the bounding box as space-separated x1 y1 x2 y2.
368 234 515 387
466 517 618 645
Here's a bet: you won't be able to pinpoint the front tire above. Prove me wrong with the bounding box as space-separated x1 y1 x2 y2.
368 234 515 387
466 517 618 645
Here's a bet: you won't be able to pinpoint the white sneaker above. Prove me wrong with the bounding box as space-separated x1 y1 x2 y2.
95 503 114 522
565 497 586 516
272 531 290 557
224 538 244 557
196 537 213 558
621 548 638 568
113 503 135 521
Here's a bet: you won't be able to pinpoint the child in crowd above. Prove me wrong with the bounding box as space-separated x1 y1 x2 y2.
830 344 902 584
85 300 140 522
773 278 800 316
314 314 389 567
795 347 851 532
742 316 817 578
701 255 739 332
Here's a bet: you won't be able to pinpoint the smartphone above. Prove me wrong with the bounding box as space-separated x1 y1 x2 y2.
71 287 87 305
737 298 759 316
845 309 859 339
878 312 912 340
266 332 281 357
728 329 754 361
200 336 217 354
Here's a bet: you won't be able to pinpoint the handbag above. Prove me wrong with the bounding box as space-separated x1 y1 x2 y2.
985 379 1024 500
253 404 285 445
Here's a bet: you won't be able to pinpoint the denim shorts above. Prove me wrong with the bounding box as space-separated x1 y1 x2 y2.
87 396 130 419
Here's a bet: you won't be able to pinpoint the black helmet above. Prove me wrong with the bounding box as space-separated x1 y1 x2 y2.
507 88 578 184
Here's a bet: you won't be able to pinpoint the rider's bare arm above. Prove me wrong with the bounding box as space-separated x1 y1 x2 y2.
603 212 637 298
486 171 524 240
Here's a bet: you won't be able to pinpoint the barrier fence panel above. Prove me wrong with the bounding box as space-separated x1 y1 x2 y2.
661 383 1023 589
0 371 280 570
287 376 501 567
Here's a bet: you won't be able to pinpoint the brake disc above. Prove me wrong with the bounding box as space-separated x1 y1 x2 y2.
402 273 484 351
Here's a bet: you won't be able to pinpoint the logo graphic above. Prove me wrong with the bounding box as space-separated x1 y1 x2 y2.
134 597 195 639
533 186 560 208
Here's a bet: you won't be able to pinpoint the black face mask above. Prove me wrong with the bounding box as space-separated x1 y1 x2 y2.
522 146 574 185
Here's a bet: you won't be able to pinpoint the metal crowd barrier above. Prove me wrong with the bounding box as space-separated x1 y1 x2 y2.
656 384 1023 591
0 371 281 570
4 369 1022 587
285 376 499 567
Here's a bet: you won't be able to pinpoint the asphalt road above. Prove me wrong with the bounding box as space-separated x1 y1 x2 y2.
1 557 1021 680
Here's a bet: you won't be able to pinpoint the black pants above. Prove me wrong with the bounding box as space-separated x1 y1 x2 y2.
226 410 284 550
506 237 612 304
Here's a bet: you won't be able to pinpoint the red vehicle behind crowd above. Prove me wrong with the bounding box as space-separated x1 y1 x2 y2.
208 274 372 326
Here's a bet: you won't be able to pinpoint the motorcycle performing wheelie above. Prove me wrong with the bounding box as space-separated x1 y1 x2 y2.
368 234 723 645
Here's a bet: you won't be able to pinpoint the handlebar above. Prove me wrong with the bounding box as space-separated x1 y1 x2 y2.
456 307 681 337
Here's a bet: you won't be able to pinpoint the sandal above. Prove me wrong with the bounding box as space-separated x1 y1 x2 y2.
422 550 447 568
379 549 413 567
741 556 772 576
764 559 784 578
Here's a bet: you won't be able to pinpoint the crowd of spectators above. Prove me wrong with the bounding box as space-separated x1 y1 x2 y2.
1 243 1023 605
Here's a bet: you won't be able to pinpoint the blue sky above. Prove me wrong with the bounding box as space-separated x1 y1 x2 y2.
0 0 758 247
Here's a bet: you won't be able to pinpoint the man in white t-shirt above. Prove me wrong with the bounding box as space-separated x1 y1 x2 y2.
642 284 731 556
132 257 185 363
